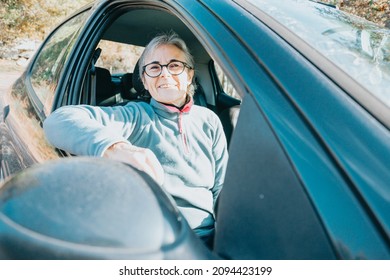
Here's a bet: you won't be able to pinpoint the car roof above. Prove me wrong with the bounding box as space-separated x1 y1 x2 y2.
101 8 211 64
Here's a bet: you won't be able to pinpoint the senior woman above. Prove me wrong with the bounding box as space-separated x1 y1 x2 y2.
43 32 229 245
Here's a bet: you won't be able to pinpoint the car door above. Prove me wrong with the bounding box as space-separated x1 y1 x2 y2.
200 0 390 259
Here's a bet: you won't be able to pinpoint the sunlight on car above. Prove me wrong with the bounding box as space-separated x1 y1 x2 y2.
95 40 144 74
250 0 390 108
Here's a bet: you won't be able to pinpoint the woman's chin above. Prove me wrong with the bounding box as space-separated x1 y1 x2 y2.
157 88 180 95
155 90 186 104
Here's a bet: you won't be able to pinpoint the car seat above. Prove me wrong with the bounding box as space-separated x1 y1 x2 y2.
218 105 240 148
120 73 138 101
94 67 115 105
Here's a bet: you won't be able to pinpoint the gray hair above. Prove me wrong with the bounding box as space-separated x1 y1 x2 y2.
139 31 196 96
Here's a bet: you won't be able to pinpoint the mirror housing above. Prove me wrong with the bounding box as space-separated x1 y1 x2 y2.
0 157 214 259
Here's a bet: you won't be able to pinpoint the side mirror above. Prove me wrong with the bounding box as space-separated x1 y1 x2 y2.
0 157 214 259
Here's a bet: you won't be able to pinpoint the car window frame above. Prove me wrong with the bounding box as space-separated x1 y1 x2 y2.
26 8 91 119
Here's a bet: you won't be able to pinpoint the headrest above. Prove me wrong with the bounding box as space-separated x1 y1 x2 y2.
132 60 145 94
95 67 114 104
132 60 150 102
121 73 138 100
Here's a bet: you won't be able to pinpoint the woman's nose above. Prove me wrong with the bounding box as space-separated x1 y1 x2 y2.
160 65 171 77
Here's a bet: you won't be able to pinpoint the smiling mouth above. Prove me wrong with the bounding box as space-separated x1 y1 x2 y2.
158 84 176 89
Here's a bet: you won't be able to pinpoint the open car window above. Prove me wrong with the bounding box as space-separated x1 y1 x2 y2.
95 40 144 74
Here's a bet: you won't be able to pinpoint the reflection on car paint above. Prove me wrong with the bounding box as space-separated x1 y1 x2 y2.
251 0 390 107
2 77 60 179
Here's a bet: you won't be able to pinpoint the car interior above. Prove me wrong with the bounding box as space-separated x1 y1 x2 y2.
79 8 242 146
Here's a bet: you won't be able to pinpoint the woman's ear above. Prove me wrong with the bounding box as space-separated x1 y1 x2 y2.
187 69 195 85
142 75 148 90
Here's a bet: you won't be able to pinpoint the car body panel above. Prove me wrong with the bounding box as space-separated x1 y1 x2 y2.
2 74 60 174
201 0 390 258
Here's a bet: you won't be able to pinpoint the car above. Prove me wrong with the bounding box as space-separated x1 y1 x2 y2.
1 0 390 260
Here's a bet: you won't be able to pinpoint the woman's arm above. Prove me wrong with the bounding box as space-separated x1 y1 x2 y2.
103 142 164 186
43 104 138 156
43 104 164 185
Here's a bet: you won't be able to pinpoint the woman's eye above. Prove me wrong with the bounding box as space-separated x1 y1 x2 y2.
149 65 160 71
169 63 182 70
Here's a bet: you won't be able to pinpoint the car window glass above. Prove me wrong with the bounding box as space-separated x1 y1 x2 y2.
214 62 241 100
247 0 390 108
30 12 87 115
95 40 144 73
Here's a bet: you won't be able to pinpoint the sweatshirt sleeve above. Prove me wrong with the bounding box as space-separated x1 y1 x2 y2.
211 116 229 204
43 104 145 156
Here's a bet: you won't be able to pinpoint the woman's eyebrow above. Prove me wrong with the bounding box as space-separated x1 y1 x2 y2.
146 60 160 64
147 58 182 64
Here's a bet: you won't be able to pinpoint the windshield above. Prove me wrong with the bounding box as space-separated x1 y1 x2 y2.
247 0 390 108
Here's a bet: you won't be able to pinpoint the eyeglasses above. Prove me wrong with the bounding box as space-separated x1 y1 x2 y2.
142 60 193 78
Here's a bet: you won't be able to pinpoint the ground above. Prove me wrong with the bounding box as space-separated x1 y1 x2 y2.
0 59 24 99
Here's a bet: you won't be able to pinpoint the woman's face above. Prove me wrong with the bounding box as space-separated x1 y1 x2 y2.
142 44 194 107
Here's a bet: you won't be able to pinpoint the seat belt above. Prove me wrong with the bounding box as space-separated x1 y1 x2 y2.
89 48 102 105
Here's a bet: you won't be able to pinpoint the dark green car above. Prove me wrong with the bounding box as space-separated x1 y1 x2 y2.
1 0 389 259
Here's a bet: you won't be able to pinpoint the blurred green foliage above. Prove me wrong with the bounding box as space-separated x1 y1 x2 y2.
321 0 389 28
0 0 388 46
0 0 90 44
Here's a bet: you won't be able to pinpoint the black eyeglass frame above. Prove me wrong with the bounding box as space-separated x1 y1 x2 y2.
142 60 193 78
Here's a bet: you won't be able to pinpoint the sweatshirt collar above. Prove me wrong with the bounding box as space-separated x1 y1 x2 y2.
150 96 193 115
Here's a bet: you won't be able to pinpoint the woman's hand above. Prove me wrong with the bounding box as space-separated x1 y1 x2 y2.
103 142 164 186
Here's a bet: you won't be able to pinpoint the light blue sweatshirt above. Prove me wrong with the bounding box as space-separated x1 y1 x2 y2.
43 98 228 237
